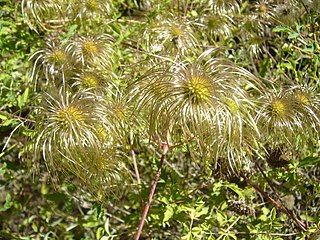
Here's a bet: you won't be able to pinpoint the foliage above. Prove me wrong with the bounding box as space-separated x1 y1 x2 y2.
1 0 320 239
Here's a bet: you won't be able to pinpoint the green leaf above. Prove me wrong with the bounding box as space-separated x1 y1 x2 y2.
17 87 29 108
225 183 245 199
0 193 13 212
44 192 68 203
163 205 174 223
194 206 208 218
270 208 277 221
0 162 7 174
303 44 314 53
216 210 226 225
82 221 100 228
65 24 78 40
298 156 320 167
272 26 292 33
109 23 121 35
96 227 104 240
181 232 192 240
190 10 198 17
288 32 300 39
0 114 8 120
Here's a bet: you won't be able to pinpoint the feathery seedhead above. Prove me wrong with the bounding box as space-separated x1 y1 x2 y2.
133 49 264 173
72 67 110 91
104 92 142 142
85 0 99 11
36 89 114 171
34 88 127 199
257 89 297 144
258 2 268 13
292 89 311 105
48 50 67 65
179 69 213 105
30 41 75 87
209 0 240 15
70 0 114 22
22 0 65 30
82 41 99 56
144 14 199 56
289 86 320 132
57 105 84 124
72 35 114 67
206 14 234 42
80 71 100 87
270 98 288 117
257 85 320 151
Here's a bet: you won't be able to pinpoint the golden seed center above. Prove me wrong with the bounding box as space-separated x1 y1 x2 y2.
82 41 99 56
271 99 286 116
81 73 99 87
86 0 99 11
186 75 210 102
49 50 66 65
295 92 310 105
171 26 184 37
57 106 85 125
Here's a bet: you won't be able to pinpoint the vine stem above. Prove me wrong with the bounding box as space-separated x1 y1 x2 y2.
134 143 169 240
254 163 307 231
240 172 307 231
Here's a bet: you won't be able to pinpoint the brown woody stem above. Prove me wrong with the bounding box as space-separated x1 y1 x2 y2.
240 172 307 231
134 143 169 240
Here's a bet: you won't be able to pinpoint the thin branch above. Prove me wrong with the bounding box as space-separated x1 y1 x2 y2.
0 110 35 123
240 172 307 231
236 231 299 236
255 163 307 231
130 137 144 214
217 216 241 240
131 145 141 185
135 127 172 240
134 143 169 240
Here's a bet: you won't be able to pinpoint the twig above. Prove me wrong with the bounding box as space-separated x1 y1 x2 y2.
240 173 307 231
131 145 141 185
134 129 171 240
130 134 144 214
236 231 299 236
0 110 35 123
255 163 307 231
134 143 168 240
217 216 241 240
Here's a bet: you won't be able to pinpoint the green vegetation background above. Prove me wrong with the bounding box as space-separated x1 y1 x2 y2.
1 0 320 239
